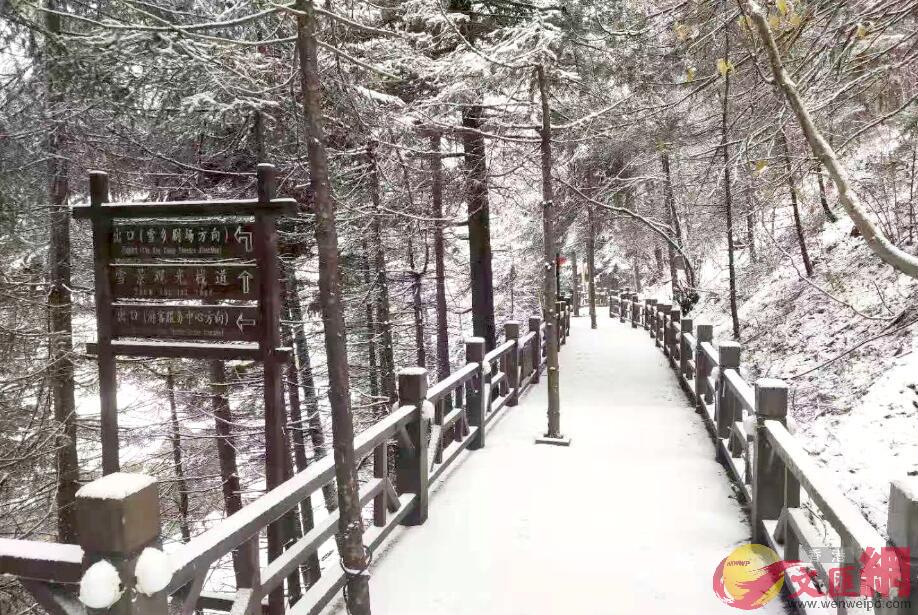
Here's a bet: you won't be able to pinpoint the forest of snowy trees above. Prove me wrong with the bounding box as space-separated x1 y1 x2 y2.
3 0 918 612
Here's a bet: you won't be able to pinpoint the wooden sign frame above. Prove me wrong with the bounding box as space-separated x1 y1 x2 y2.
75 164 296 477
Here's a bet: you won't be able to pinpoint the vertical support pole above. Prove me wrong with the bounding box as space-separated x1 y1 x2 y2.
76 473 167 615
694 324 714 411
680 318 693 380
886 479 918 613
619 293 627 323
657 304 671 347
373 442 387 527
465 338 487 449
631 295 640 328
716 342 741 440
504 322 520 406
396 368 429 525
529 317 541 384
88 171 119 475
751 379 789 544
254 164 287 615
646 298 657 334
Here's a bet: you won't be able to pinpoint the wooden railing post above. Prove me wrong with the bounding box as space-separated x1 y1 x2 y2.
668 308 681 358
465 339 488 450
564 301 571 337
887 479 918 612
396 368 429 525
619 293 628 323
646 299 657 334
679 318 693 377
631 295 640 328
715 342 741 440
76 473 167 615
694 324 714 411
504 322 521 406
656 304 671 348
529 316 541 384
751 378 789 544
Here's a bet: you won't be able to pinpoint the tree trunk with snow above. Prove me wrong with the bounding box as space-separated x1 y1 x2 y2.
368 142 397 404
295 1 371 611
721 23 741 339
781 131 814 277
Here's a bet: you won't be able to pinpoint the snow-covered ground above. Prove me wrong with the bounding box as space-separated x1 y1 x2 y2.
325 316 786 614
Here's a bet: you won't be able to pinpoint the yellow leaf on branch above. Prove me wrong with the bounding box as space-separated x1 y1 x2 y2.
776 0 790 15
716 58 734 77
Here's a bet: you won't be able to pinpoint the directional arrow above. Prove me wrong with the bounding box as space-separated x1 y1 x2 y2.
234 225 253 253
237 270 254 295
236 311 256 333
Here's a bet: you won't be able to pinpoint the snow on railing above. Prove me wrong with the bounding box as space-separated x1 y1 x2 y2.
0 310 575 615
610 289 916 613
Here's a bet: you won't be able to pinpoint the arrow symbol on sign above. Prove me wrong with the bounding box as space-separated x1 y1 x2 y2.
234 226 253 252
237 270 254 294
236 312 256 333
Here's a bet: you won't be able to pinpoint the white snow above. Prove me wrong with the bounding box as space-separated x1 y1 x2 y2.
79 559 123 609
76 472 156 500
326 317 785 614
134 547 172 596
399 367 428 377
481 360 491 377
421 400 435 421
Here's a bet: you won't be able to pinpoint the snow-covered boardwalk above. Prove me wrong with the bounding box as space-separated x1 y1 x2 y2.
332 316 787 614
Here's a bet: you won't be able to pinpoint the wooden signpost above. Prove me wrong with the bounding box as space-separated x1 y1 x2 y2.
73 164 296 479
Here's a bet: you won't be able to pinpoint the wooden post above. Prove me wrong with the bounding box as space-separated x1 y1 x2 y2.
76 473 166 615
657 304 671 347
529 317 541 384
694 324 714 411
396 368 429 525
504 322 520 406
465 338 487 449
716 342 741 439
88 171 120 475
887 479 918 613
646 299 657 334
619 293 627 323
680 318 693 379
668 308 681 358
631 295 640 328
751 378 789 544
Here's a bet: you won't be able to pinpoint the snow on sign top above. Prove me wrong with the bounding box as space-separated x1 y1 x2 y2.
77 472 156 500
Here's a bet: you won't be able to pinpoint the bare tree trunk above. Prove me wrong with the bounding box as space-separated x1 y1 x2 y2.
280 264 321 588
536 65 562 438
571 251 580 316
294 1 371 611
815 160 837 223
368 143 396 404
462 105 497 350
209 360 249 586
165 365 191 543
910 147 916 244
660 151 683 293
722 24 741 339
45 0 79 545
633 258 643 292
284 262 337 512
408 234 426 368
587 206 597 330
781 132 814 276
429 133 452 387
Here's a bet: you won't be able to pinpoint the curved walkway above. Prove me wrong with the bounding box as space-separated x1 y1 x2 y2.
331 315 787 614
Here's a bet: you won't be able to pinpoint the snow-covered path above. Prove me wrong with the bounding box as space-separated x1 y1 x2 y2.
331 315 788 614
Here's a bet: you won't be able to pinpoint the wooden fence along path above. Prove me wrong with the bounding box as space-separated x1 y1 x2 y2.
611 290 917 614
0 309 572 615
3 289 918 614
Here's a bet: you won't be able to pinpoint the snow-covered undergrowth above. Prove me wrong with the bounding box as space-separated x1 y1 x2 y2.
682 216 918 535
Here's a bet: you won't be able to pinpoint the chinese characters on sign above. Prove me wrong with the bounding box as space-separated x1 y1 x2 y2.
109 263 258 300
112 304 260 342
109 222 255 258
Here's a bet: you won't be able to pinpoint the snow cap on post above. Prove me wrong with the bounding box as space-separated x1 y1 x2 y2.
76 472 160 554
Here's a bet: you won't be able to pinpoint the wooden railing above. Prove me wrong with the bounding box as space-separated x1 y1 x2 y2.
0 305 574 615
610 289 917 614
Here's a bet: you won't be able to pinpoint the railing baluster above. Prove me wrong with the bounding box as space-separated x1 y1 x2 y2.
373 442 387 527
529 317 541 384
396 368 429 526
505 322 520 407
694 324 713 411
751 378 789 544
465 338 487 450
716 342 741 440
679 317 693 380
